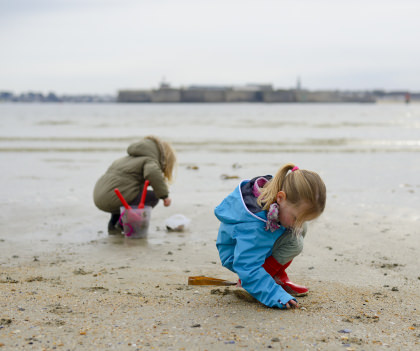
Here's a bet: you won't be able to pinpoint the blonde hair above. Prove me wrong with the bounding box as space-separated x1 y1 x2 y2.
144 135 177 183
257 163 326 228
161 140 177 183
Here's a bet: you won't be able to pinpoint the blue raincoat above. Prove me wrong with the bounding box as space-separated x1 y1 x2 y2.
214 180 295 308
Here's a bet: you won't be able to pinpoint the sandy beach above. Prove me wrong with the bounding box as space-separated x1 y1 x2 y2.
1 103 419 350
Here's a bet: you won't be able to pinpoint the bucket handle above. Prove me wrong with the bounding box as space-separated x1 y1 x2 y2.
118 209 133 237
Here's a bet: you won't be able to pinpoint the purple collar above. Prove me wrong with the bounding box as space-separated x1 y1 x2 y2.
252 177 282 232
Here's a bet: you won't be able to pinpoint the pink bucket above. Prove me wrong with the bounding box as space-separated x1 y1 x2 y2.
119 206 152 238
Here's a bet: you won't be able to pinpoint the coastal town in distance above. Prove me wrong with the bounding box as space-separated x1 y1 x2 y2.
1 79 418 104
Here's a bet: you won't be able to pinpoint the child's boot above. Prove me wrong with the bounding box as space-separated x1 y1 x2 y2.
273 260 308 296
108 213 123 235
263 256 308 296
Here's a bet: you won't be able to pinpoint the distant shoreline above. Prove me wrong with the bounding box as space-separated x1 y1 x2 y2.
1 85 418 104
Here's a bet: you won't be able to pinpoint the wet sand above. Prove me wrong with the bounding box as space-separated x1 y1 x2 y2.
1 103 420 350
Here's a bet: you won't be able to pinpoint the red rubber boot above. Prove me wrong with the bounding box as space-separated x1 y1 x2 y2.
263 256 308 296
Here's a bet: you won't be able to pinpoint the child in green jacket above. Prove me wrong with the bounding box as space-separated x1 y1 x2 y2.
93 136 176 234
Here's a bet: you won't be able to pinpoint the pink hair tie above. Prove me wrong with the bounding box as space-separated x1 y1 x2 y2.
292 166 299 172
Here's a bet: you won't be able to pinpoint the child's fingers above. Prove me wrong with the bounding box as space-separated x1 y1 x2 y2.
280 300 299 309
289 299 299 308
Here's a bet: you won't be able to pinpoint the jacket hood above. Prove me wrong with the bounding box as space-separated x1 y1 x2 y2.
127 137 166 170
214 180 267 225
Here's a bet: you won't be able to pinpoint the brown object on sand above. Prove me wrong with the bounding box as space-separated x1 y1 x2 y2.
188 276 237 286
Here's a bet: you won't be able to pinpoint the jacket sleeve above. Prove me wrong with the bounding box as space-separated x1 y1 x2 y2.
232 223 295 308
143 158 169 199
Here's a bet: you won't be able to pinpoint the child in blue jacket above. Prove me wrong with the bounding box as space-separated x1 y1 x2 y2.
215 163 326 309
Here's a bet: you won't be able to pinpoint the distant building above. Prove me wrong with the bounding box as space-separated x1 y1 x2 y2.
225 89 259 102
374 91 413 103
244 84 273 92
295 90 375 103
0 91 13 101
118 90 152 102
116 85 380 104
263 90 296 103
181 86 228 103
45 92 60 102
150 84 181 103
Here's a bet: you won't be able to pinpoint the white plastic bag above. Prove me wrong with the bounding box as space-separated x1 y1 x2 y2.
165 214 191 232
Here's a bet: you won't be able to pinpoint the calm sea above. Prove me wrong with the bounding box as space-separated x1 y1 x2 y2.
0 103 419 244
1 103 419 153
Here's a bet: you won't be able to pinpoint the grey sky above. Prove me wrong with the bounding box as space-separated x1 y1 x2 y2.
1 0 419 94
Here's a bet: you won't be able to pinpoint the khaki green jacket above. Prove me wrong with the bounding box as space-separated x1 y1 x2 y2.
93 138 169 213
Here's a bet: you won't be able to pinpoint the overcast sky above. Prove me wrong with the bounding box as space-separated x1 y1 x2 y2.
1 0 419 95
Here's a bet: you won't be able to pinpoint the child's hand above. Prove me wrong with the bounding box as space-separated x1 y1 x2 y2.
163 197 172 207
285 299 299 309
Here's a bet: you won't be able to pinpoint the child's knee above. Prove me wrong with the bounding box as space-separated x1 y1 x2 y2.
271 229 305 264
